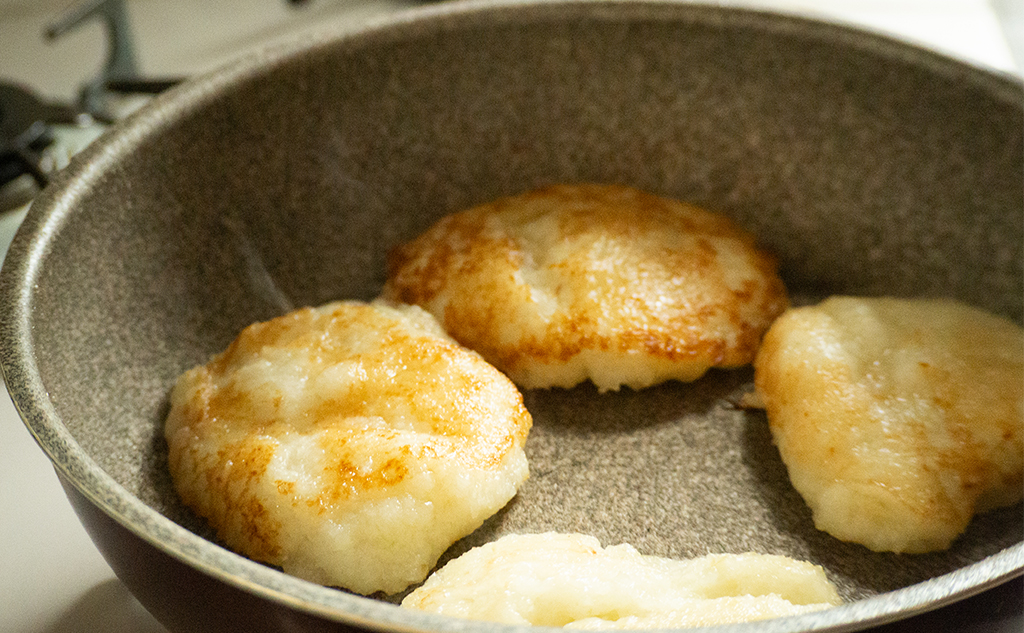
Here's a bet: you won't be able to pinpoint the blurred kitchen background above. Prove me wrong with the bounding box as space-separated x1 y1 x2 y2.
1 1 1021 632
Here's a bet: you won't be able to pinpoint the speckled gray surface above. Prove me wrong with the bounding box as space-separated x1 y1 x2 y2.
1 1 1022 632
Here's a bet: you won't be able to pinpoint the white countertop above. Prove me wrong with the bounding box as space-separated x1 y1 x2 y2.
0 2 1020 632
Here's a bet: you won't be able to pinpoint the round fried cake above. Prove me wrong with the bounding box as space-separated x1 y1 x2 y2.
164 300 532 595
754 296 1024 554
402 532 841 628
384 184 788 391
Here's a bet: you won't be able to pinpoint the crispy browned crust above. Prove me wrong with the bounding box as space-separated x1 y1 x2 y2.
754 297 1024 553
385 184 788 389
165 301 532 578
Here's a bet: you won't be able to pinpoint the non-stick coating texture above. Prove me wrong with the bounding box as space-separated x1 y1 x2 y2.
21 1 1022 608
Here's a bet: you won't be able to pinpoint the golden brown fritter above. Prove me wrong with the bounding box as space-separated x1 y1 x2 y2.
754 296 1023 553
164 300 532 595
384 184 788 391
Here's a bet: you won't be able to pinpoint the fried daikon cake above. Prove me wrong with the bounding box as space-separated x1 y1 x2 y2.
164 300 532 595
754 296 1024 554
402 533 841 628
384 184 788 391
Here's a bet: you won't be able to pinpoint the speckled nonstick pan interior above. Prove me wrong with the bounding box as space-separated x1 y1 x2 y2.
1 1 1021 632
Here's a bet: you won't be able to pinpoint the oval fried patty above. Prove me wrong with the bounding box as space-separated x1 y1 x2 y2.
384 184 788 391
402 532 841 628
164 300 532 595
754 296 1024 553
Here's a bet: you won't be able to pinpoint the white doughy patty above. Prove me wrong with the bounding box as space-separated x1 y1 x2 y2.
754 296 1024 553
164 300 532 595
402 532 841 628
384 184 788 391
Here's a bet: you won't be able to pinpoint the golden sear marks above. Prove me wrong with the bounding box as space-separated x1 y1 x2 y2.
203 301 528 471
754 296 1024 553
164 300 532 593
385 183 788 391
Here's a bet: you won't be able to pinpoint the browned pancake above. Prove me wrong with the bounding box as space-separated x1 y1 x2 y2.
754 296 1023 553
385 184 788 391
165 300 531 594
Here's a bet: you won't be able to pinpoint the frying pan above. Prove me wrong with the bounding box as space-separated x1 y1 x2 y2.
1 1 1021 631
